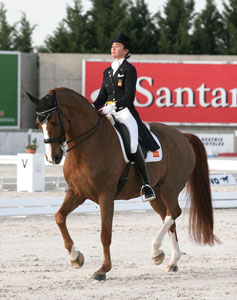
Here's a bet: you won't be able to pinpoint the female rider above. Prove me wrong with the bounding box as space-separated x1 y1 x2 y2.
92 34 159 201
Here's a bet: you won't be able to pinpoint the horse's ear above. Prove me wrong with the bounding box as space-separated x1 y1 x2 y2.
52 89 56 99
26 92 39 105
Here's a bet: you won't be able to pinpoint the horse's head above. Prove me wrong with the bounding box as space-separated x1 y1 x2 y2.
27 89 70 164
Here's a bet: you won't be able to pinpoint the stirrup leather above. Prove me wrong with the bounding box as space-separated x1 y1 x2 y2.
140 184 156 202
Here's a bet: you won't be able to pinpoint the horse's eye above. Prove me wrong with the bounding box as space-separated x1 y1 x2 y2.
52 121 58 127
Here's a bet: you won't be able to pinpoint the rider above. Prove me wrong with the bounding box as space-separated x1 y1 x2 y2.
92 34 159 201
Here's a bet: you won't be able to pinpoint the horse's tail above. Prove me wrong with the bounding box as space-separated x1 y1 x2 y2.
184 133 220 246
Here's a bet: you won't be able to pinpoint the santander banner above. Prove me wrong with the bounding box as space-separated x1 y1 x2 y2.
83 60 237 124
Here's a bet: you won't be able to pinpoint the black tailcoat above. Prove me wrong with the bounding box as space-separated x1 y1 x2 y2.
93 59 159 151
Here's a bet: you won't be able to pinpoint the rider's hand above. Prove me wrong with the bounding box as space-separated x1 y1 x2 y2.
102 103 116 115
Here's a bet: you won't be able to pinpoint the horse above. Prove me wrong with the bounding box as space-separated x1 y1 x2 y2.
27 87 219 281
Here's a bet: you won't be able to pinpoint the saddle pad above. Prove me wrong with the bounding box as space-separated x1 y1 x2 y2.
114 128 162 164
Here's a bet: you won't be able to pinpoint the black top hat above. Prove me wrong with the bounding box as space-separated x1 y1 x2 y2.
111 34 132 51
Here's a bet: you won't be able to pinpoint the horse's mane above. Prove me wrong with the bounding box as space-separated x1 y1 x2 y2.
47 87 90 106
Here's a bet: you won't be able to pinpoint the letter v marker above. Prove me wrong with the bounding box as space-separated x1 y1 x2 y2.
22 159 28 168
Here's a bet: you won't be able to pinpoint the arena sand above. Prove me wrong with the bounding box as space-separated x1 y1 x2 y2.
0 207 236 300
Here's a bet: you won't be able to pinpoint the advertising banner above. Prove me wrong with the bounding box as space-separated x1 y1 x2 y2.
83 60 237 125
209 174 236 185
195 133 234 156
0 51 20 128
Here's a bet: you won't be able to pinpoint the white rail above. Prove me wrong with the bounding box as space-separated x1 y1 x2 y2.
0 192 237 217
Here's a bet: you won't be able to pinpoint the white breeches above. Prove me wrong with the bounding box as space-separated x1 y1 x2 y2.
111 108 138 154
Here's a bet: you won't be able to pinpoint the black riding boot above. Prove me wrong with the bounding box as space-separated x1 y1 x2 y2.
132 145 156 202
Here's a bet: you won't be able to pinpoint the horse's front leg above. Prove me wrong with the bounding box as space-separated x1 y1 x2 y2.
55 187 86 268
93 194 114 281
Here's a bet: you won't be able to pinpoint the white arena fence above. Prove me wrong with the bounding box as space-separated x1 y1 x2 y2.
0 155 237 216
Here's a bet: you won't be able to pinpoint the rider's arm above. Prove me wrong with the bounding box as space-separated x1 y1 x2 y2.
115 64 137 110
93 70 108 110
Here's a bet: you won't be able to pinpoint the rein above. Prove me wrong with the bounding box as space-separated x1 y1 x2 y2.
66 116 104 152
37 97 104 152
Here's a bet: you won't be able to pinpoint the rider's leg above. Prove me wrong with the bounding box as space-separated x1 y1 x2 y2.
113 108 139 154
132 145 156 201
113 109 155 202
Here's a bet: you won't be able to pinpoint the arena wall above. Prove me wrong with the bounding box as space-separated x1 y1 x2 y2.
0 53 38 155
20 53 38 128
0 53 237 155
39 53 237 153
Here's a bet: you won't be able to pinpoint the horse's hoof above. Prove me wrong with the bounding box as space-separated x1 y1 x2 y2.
71 252 84 269
152 251 165 265
92 272 106 281
166 264 178 272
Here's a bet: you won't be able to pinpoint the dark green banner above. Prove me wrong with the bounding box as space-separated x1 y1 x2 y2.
0 52 20 128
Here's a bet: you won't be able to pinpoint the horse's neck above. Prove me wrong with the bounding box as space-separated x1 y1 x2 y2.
59 92 96 136
70 107 97 135
63 98 104 151
58 90 117 158
67 112 115 159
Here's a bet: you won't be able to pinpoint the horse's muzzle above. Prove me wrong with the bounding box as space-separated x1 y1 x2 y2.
53 147 63 164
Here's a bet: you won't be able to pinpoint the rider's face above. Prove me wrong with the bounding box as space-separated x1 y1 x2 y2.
111 42 129 60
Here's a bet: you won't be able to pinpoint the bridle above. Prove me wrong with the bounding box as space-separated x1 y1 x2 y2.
37 97 104 152
37 99 70 146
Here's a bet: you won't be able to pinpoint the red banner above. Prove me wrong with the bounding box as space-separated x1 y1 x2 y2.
83 60 237 124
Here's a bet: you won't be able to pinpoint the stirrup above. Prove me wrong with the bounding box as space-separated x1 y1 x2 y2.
140 184 156 202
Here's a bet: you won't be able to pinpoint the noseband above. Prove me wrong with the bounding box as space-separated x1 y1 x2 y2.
37 96 104 152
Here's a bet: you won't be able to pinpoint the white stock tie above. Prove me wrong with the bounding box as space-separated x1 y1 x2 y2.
111 60 120 75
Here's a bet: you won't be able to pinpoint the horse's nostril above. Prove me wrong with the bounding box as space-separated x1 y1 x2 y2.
53 147 63 164
54 156 62 164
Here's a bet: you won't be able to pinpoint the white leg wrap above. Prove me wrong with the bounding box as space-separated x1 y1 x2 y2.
69 245 79 261
168 231 181 266
152 216 174 257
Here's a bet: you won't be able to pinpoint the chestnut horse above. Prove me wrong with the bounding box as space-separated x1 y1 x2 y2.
27 87 218 280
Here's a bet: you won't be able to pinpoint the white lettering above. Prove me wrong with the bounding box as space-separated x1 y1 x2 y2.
133 78 235 109
91 89 100 102
211 88 228 107
197 83 211 107
135 76 153 107
155 87 173 107
174 87 195 107
230 88 237 107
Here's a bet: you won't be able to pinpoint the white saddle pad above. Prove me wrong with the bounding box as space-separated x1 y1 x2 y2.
113 128 162 164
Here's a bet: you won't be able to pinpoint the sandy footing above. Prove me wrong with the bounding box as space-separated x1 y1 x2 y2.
0 209 236 300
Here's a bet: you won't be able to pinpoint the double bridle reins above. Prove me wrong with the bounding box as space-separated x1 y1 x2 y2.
37 98 104 152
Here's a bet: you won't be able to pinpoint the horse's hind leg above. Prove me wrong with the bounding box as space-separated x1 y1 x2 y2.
165 197 182 272
163 195 182 272
166 226 181 272
151 215 175 266
55 187 86 269
149 187 167 265
150 187 181 271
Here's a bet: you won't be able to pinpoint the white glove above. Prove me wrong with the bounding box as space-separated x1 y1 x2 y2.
102 103 116 115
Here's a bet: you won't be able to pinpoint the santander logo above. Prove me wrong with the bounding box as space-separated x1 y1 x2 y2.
85 61 237 123
90 77 237 108
134 77 237 108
